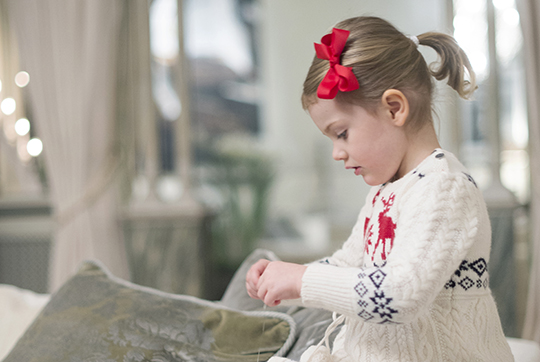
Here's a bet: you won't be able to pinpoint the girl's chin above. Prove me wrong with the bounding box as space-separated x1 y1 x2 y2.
362 174 391 187
362 176 379 187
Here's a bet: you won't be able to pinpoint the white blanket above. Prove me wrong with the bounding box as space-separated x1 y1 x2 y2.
507 338 540 362
0 284 49 360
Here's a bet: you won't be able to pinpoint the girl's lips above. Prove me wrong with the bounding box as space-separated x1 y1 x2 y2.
354 167 362 176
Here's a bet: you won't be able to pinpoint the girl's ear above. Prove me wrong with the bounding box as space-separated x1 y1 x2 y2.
381 89 409 127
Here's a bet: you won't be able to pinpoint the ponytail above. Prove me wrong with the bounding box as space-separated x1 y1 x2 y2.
418 32 477 99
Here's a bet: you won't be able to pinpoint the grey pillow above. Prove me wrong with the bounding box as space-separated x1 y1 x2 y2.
3 261 295 362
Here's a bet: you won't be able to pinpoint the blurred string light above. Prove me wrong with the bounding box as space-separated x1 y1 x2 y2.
15 118 30 136
0 70 36 162
27 138 43 157
1 97 16 115
14 71 30 88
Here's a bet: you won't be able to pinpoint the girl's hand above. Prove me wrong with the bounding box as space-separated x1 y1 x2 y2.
246 259 271 300
245 259 307 307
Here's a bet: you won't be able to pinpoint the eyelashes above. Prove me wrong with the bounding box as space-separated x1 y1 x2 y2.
337 130 348 140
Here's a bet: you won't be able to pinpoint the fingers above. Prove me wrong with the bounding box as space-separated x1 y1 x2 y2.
246 282 258 299
245 259 271 300
246 260 306 307
247 260 280 306
255 281 281 307
255 265 284 307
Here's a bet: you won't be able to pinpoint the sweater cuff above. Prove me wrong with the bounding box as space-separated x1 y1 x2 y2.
301 263 356 314
279 298 303 307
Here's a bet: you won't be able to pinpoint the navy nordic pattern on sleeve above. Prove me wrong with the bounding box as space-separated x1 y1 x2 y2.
444 258 489 290
354 263 400 324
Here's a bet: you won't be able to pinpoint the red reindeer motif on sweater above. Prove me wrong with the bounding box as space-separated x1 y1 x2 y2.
364 192 397 261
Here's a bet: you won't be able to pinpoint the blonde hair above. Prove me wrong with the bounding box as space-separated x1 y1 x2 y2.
302 16 476 130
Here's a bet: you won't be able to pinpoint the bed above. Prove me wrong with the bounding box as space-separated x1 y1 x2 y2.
1 249 539 362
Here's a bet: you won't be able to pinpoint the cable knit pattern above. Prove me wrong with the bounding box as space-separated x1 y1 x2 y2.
288 150 514 362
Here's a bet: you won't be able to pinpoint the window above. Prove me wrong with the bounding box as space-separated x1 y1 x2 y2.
453 0 529 203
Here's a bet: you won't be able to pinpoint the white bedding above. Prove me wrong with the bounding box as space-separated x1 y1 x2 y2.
507 338 540 362
0 284 50 360
1 284 539 362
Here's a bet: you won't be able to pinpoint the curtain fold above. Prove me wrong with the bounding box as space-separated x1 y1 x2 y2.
517 0 540 343
6 0 130 291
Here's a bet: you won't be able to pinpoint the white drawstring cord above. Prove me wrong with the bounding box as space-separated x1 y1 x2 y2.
305 313 346 362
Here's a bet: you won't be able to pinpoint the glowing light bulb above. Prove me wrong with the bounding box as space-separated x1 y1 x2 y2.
1 98 16 115
27 138 43 156
15 118 30 136
14 71 30 88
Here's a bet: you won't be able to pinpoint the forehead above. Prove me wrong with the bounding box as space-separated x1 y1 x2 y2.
308 99 366 131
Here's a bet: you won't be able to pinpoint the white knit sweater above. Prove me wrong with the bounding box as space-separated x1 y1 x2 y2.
290 150 514 362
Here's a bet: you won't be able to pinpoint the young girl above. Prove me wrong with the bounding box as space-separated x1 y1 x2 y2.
246 16 514 362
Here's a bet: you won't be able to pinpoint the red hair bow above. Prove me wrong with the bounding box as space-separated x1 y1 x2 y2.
314 28 359 99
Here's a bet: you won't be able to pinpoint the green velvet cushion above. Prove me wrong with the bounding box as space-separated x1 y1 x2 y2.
3 261 295 362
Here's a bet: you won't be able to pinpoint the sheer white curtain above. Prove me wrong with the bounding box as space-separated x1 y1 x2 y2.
517 0 540 343
6 0 130 291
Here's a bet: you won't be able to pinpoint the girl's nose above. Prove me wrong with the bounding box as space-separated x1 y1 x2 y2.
332 145 347 161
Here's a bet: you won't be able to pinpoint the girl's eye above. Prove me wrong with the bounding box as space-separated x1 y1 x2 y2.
337 130 347 140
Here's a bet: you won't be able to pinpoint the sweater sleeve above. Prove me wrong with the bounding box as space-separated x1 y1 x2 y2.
300 172 481 324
